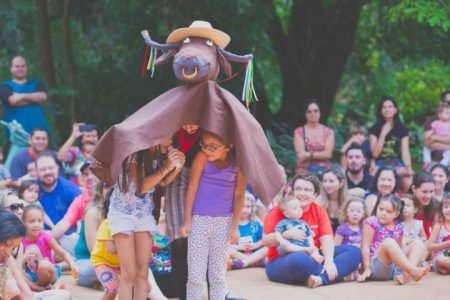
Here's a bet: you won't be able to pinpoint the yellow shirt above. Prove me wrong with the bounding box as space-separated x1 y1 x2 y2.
90 219 120 267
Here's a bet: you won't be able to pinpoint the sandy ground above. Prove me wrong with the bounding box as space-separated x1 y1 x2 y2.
63 268 449 300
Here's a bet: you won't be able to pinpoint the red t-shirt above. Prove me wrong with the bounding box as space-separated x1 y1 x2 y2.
416 212 435 238
263 202 333 261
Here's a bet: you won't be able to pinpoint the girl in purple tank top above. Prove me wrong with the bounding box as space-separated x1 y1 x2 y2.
180 131 246 300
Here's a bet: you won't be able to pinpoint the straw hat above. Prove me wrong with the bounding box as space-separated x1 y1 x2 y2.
167 20 230 48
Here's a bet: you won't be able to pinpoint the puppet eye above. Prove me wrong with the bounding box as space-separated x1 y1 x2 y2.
183 38 190 44
206 40 213 47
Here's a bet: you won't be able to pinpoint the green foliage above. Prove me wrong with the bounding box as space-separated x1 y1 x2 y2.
390 0 450 31
265 122 296 178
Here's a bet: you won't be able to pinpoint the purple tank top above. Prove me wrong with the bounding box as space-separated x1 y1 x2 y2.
192 160 238 217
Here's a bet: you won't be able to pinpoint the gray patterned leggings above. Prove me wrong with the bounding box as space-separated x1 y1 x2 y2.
187 215 232 300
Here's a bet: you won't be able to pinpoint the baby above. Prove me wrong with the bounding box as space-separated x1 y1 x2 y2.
424 104 450 165
274 196 324 263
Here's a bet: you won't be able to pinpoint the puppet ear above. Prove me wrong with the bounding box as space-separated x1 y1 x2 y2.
154 50 177 67
217 48 232 78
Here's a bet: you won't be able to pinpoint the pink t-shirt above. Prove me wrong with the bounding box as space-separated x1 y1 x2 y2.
294 125 334 172
63 191 92 226
365 216 403 258
431 120 450 137
21 231 55 263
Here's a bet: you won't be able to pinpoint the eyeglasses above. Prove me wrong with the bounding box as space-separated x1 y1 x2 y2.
307 109 319 114
6 203 24 211
199 140 225 152
293 187 314 193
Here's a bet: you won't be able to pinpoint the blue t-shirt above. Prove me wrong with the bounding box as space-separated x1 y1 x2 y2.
0 80 48 134
238 220 263 244
0 164 11 180
10 148 58 180
275 218 312 248
39 177 81 235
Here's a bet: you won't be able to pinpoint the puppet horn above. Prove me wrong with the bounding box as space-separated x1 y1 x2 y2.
217 49 257 108
217 48 253 63
141 30 179 78
141 30 179 50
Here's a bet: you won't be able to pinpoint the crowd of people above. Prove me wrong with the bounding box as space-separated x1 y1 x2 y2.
0 54 448 300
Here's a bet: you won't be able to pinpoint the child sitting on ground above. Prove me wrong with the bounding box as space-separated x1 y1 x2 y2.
427 195 450 275
21 205 77 291
228 192 267 269
359 195 430 284
401 194 427 249
335 198 366 280
274 195 324 263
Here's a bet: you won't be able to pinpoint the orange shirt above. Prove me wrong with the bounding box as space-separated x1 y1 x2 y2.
263 202 333 261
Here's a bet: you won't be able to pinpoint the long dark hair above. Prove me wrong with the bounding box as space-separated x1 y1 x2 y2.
0 210 26 244
411 171 437 220
371 166 400 194
376 97 401 124
120 147 165 194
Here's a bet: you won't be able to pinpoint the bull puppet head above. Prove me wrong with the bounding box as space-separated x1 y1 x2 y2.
141 21 254 85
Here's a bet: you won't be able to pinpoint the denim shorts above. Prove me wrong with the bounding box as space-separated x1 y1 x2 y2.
370 254 394 281
108 206 158 236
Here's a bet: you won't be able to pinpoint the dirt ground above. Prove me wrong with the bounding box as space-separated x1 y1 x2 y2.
64 268 449 300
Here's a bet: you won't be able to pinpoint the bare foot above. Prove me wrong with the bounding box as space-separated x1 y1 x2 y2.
409 265 431 282
306 275 323 288
394 273 409 285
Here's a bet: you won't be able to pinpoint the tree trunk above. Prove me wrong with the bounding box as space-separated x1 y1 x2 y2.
63 0 78 122
36 0 56 87
268 0 364 127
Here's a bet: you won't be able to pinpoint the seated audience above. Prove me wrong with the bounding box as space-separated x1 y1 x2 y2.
423 91 450 166
0 189 25 218
9 128 57 187
0 147 12 188
36 154 81 255
334 197 366 280
293 99 335 178
263 172 361 288
365 166 400 216
426 194 450 275
0 210 71 300
429 164 449 203
274 195 324 263
52 161 98 239
340 125 371 169
369 97 413 192
73 182 111 288
318 166 349 232
21 205 77 291
424 104 450 166
228 192 267 269
344 144 373 192
358 195 430 284
411 171 439 238
57 123 98 183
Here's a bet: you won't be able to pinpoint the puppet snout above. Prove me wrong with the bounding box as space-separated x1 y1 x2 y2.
173 55 210 83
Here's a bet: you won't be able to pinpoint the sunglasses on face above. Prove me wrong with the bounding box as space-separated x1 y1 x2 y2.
199 140 225 152
6 203 24 211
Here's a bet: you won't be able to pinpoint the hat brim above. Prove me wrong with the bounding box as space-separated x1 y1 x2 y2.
167 27 230 48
